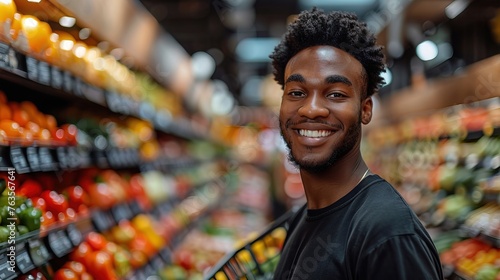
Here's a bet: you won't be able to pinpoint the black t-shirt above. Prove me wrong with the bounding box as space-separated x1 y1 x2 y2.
273 175 443 280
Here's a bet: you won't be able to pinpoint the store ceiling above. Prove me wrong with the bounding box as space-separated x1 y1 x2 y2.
137 0 498 105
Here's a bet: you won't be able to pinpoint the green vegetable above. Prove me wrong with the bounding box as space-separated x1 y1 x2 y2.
19 207 42 232
0 226 9 243
16 225 29 236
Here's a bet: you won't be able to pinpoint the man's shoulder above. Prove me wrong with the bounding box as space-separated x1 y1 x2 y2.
350 176 420 235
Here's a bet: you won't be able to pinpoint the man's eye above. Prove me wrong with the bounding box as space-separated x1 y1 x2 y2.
328 92 346 98
289 91 304 97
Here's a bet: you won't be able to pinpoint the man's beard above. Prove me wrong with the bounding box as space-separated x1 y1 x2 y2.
279 114 361 173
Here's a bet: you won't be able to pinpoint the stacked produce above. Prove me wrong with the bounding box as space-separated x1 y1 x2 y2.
0 92 77 146
363 98 500 279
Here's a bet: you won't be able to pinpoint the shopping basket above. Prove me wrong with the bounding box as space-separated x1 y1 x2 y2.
204 210 294 280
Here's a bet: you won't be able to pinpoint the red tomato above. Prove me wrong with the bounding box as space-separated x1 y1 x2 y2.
81 272 94 280
40 211 56 231
70 241 93 268
85 232 108 251
40 190 69 214
17 179 42 198
64 185 89 210
53 268 78 280
87 183 116 210
30 197 46 212
86 251 118 280
62 261 86 276
61 123 78 145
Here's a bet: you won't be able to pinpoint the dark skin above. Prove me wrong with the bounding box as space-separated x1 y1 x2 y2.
279 45 374 209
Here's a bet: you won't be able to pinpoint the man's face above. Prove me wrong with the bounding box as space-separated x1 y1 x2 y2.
279 45 371 173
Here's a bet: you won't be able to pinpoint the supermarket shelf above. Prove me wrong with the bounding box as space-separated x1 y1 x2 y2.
0 166 231 279
0 144 204 174
0 44 204 141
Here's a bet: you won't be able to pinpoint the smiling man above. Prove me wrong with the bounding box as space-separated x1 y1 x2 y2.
270 8 443 280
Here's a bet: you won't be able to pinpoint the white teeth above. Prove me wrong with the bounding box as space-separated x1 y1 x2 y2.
298 130 332 138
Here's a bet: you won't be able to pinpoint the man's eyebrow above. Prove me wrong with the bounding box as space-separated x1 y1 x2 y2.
325 75 352 86
285 74 305 84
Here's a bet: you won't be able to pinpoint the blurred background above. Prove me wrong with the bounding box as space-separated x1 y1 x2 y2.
0 0 499 280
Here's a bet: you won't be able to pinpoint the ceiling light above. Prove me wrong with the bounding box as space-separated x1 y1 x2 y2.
27 0 41 3
445 0 471 19
59 16 76 28
416 40 438 61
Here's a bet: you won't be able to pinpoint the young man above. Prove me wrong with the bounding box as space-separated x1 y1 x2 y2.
269 8 443 280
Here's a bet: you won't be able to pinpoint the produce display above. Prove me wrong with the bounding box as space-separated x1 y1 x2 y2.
364 98 500 280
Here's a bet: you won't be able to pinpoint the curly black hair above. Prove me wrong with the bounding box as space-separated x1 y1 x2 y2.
269 8 385 97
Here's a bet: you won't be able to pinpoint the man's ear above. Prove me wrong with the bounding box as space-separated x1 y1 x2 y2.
361 96 373 125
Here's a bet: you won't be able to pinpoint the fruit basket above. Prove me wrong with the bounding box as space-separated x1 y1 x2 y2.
204 210 294 280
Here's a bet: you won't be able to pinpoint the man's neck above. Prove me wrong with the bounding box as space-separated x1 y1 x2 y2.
300 153 369 209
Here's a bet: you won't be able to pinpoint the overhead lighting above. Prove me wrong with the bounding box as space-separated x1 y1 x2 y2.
27 0 41 3
445 0 471 19
59 16 76 28
416 40 438 61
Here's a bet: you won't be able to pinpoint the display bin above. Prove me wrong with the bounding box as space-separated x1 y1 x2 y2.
204 210 295 280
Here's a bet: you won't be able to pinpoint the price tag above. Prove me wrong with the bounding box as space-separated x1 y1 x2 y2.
47 230 73 258
73 78 85 97
78 148 91 168
56 147 68 169
92 149 109 169
51 66 63 89
37 61 51 86
26 146 41 172
16 245 35 274
142 262 156 277
0 42 10 70
26 56 39 82
105 91 123 114
129 200 143 216
111 203 133 223
83 85 106 106
66 146 80 169
0 253 17 280
38 147 57 171
105 148 119 168
9 146 30 174
139 102 156 121
66 223 83 247
92 210 114 232
159 247 172 263
63 71 74 93
150 255 165 271
28 239 51 267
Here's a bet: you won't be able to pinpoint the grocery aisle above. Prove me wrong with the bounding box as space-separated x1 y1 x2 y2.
0 0 499 280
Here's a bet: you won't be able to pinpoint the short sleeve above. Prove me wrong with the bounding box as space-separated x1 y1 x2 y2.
355 234 444 280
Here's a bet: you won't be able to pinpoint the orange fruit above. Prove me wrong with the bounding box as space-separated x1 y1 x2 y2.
12 108 29 127
45 114 57 131
25 121 40 135
36 128 51 142
0 103 11 120
0 119 20 138
0 0 16 33
9 12 22 42
20 101 38 117
19 15 52 55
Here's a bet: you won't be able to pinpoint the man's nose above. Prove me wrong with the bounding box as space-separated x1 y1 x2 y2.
297 94 329 119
